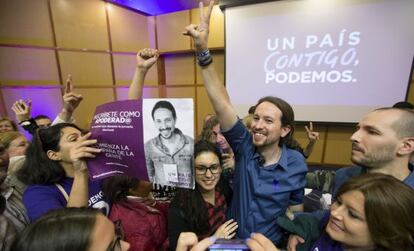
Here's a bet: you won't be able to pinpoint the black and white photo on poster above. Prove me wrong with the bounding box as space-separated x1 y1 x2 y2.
143 98 194 190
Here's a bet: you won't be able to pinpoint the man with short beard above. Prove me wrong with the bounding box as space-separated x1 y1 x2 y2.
144 100 194 189
333 108 414 194
183 1 307 245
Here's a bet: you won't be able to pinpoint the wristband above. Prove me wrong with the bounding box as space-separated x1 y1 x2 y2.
18 118 35 126
196 49 213 67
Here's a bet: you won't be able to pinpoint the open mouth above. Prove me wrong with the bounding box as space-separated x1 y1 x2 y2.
253 131 266 141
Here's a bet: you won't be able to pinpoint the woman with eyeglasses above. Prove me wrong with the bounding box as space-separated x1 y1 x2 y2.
168 140 238 250
11 207 130 251
16 123 109 222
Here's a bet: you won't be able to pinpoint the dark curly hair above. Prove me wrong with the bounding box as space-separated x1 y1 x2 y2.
17 123 85 185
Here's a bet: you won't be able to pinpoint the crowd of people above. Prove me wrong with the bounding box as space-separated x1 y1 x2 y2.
0 1 413 251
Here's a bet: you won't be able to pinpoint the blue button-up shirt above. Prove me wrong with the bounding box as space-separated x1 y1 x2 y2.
223 120 307 244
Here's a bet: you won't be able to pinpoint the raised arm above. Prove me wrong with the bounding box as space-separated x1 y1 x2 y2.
57 75 83 123
66 132 101 207
183 1 237 131
128 48 159 100
11 99 32 124
12 99 39 134
303 122 320 158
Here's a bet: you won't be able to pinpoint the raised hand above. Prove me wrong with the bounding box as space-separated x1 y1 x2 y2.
63 75 83 114
128 48 158 100
183 1 214 51
137 48 159 71
69 132 101 173
11 99 32 123
214 219 238 239
305 122 319 143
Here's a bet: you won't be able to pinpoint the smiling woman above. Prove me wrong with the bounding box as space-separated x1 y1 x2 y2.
167 140 237 250
285 173 414 251
327 173 414 250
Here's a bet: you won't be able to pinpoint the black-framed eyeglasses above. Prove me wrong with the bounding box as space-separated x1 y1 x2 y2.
106 220 124 251
195 164 221 175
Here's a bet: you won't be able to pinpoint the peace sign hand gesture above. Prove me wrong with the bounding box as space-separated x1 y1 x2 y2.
305 122 319 143
183 1 214 51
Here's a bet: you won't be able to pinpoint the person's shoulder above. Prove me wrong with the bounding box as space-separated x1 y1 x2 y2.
24 184 55 191
223 119 246 134
332 166 362 195
183 134 193 142
145 136 157 144
23 184 59 198
402 167 414 188
335 166 362 177
285 147 307 170
144 137 158 149
286 147 306 160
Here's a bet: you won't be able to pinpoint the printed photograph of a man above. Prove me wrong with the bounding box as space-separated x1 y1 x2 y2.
143 98 194 189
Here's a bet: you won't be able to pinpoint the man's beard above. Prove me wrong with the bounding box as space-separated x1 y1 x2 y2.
159 128 173 139
351 145 396 169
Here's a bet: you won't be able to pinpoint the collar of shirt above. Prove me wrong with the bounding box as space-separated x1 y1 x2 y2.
253 144 289 171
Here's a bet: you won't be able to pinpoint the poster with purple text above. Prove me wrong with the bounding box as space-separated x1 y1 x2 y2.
87 99 148 181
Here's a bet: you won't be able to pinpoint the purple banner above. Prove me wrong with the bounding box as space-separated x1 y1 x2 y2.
87 100 148 181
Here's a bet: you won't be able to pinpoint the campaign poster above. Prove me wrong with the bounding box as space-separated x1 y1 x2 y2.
87 99 148 181
143 98 195 189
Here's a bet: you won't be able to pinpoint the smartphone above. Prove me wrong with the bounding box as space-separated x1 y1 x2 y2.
208 239 250 251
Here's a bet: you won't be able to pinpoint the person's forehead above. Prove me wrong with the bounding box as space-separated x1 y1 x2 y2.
195 152 220 164
61 126 82 135
341 190 365 213
154 108 173 117
360 110 399 128
0 120 12 126
11 135 26 143
255 101 283 117
35 118 52 123
212 124 220 132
